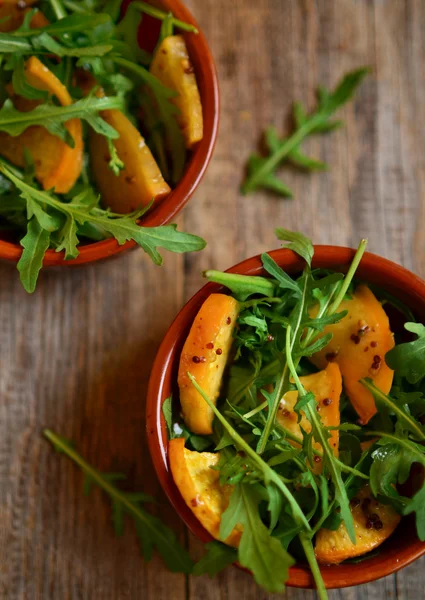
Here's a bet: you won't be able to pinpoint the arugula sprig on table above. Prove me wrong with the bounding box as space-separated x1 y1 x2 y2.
241 67 370 197
43 429 193 573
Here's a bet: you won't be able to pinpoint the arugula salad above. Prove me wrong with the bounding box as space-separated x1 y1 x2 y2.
162 230 425 597
0 0 205 291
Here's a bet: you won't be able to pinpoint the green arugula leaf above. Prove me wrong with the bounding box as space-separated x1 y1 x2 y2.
17 218 51 293
369 443 411 510
0 161 206 291
0 31 113 57
162 396 175 440
367 432 425 540
43 429 193 572
360 379 425 441
54 214 79 259
265 126 328 172
246 155 293 197
403 481 425 541
220 484 294 593
12 57 48 101
386 322 425 385
289 147 328 171
130 1 198 34
275 228 314 266
0 34 32 53
32 32 113 57
14 13 112 36
261 252 301 295
203 270 276 301
0 95 124 143
241 67 370 195
193 541 237 577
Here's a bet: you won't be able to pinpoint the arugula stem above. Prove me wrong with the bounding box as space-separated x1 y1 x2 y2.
254 263 341 384
285 324 356 542
130 1 198 33
110 57 176 99
187 373 311 531
242 114 323 194
299 533 328 600
327 239 368 315
257 275 310 455
243 402 267 420
311 450 370 536
62 0 86 12
43 429 189 568
360 380 425 441
49 0 68 20
0 96 123 136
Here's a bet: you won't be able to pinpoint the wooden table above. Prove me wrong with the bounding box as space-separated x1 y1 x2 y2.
1 0 424 598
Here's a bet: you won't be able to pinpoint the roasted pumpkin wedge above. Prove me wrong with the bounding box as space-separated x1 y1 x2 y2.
168 437 241 547
150 34 203 149
276 363 342 470
315 485 401 564
0 57 83 193
310 285 395 424
89 108 171 213
178 293 239 435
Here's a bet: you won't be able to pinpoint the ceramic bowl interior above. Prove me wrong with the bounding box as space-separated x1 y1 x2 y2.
147 246 425 589
0 0 219 266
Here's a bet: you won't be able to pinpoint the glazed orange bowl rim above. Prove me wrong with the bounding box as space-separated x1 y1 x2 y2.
146 245 425 589
0 0 219 266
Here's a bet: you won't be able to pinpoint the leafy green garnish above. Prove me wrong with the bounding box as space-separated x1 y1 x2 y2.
130 1 198 34
361 379 425 441
43 429 193 572
0 161 206 292
220 484 294 593
275 228 314 265
0 95 123 144
241 68 370 196
17 218 51 293
368 432 425 540
192 541 237 577
386 322 425 385
0 0 203 291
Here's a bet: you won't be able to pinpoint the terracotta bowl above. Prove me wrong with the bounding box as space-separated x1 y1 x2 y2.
0 0 219 267
147 245 425 589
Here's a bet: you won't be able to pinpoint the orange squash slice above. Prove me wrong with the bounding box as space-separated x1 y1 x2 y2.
178 293 239 435
310 285 395 424
0 57 83 193
315 485 401 564
276 363 342 471
150 34 203 149
169 437 241 547
89 108 170 213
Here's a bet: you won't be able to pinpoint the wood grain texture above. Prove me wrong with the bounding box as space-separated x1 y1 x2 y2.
1 0 425 599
